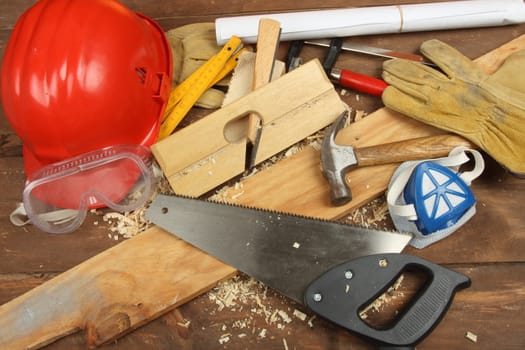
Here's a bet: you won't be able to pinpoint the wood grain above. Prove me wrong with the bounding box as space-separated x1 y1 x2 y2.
1 1 524 349
0 228 236 349
354 134 473 167
152 59 345 196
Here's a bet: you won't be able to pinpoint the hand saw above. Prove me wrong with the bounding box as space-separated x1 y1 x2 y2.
158 36 245 140
146 194 470 349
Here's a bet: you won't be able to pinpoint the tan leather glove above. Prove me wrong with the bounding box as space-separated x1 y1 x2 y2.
382 39 525 176
165 23 225 108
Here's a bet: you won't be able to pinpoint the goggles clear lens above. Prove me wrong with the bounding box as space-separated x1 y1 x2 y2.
23 144 155 234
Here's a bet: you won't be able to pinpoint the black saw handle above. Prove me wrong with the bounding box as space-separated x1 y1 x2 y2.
304 254 470 349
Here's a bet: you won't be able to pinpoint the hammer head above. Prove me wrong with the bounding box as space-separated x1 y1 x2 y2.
321 110 358 206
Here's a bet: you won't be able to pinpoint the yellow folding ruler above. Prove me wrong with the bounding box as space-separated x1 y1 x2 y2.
158 36 245 140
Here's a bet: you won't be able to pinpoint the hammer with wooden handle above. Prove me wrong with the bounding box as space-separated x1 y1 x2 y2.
321 111 475 206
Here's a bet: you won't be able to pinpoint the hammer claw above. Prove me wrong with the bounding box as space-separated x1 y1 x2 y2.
330 110 353 143
321 110 357 206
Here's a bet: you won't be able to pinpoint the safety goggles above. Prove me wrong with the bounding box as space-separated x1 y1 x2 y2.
20 144 156 234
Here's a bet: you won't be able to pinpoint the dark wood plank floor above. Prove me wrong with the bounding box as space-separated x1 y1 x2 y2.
1 1 524 349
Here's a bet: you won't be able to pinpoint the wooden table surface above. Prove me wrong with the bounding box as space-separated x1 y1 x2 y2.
1 1 524 349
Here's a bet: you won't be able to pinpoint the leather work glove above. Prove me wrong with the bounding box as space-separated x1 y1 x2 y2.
382 39 525 176
165 23 226 108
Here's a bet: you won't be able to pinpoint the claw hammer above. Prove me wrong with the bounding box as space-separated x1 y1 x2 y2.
321 111 475 206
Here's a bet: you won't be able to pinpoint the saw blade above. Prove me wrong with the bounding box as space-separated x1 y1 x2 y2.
145 194 410 304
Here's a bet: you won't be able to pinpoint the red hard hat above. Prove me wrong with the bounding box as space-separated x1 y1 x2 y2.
1 0 172 179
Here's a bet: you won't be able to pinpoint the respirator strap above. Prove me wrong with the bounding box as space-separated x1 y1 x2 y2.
387 146 485 249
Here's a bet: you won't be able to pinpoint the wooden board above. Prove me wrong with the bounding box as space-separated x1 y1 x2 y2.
1 32 523 350
152 59 346 196
0 227 236 349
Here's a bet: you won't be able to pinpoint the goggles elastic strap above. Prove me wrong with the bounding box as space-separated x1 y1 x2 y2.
10 202 79 227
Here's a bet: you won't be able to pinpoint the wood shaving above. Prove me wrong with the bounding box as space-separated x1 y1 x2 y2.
218 334 231 344
278 310 292 323
359 274 404 319
177 320 191 329
372 200 389 222
465 331 478 343
345 197 389 229
307 315 316 328
353 109 367 122
293 309 307 321
230 191 245 200
206 274 309 345
208 275 266 312
258 328 267 339
102 205 151 239
97 171 174 239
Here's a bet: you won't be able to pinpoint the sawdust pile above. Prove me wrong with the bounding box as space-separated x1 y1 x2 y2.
204 274 314 345
96 174 174 238
343 197 391 229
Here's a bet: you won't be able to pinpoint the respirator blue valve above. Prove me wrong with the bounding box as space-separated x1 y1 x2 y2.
404 161 476 235
387 147 485 249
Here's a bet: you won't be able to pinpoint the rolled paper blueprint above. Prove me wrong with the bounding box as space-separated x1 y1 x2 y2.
215 0 525 44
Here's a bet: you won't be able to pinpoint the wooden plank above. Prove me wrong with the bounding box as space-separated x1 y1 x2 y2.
0 227 236 349
152 59 346 196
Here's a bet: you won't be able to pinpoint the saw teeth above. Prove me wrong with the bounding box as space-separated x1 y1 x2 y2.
164 193 394 233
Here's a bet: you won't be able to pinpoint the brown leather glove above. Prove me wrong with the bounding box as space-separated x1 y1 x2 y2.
382 39 525 176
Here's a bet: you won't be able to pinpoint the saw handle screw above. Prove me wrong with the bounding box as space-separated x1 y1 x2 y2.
344 270 354 280
313 293 323 302
378 258 389 268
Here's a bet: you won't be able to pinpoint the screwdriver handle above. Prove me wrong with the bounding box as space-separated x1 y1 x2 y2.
330 67 388 96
